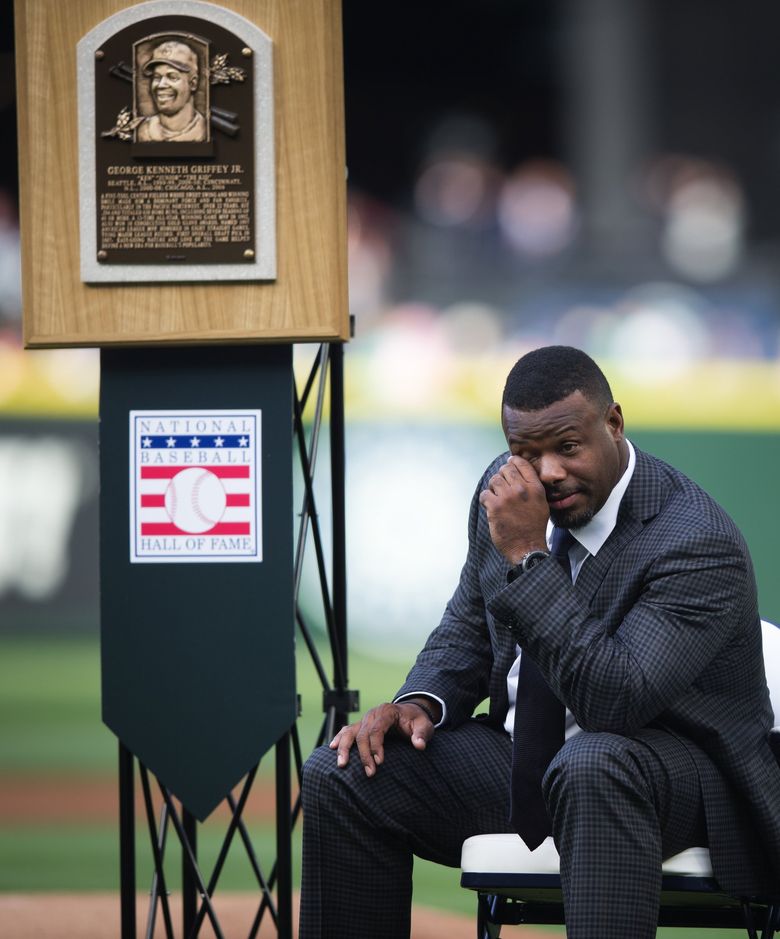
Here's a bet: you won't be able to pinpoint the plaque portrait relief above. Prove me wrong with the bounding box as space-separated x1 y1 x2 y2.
134 35 210 144
78 1 276 283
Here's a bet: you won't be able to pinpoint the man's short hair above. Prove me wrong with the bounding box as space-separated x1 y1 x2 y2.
502 345 613 412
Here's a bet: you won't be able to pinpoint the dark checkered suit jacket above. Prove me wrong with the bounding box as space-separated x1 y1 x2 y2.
397 446 780 895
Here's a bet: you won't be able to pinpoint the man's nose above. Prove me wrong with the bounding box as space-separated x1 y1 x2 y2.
537 454 566 485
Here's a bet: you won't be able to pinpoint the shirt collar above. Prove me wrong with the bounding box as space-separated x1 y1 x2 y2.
546 439 636 558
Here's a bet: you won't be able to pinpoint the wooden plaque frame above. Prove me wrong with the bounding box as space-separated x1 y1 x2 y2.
15 0 349 347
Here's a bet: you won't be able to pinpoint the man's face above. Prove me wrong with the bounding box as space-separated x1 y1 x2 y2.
150 65 196 115
502 390 627 530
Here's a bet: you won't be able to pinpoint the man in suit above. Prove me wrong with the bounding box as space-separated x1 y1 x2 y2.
299 346 779 939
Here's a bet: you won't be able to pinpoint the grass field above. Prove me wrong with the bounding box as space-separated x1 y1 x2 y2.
0 636 474 909
0 636 739 936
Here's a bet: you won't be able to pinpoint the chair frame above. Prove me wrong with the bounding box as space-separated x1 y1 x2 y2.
461 869 779 939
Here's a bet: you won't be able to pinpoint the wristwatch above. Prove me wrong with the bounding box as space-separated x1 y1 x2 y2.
506 550 550 583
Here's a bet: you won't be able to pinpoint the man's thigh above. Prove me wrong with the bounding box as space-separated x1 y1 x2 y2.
545 727 706 857
303 718 513 867
633 728 708 856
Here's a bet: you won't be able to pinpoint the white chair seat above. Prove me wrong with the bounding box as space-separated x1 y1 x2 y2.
461 833 713 877
463 620 779 880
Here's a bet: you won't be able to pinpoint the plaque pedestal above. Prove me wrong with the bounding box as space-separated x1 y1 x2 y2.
107 342 354 938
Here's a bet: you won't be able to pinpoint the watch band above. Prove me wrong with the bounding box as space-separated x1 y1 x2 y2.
507 549 550 583
407 700 437 725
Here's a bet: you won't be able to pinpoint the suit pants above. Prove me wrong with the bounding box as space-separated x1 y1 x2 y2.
544 728 707 939
299 721 707 939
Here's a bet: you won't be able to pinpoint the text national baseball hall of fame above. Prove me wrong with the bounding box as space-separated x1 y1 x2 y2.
129 409 262 563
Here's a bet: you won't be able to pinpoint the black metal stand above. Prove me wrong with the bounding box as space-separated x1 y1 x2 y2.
116 342 355 938
119 742 136 938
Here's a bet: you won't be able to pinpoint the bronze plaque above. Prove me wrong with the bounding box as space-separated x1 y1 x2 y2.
78 4 276 283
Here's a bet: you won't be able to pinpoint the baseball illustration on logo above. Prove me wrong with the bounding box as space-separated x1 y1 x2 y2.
164 467 227 533
131 408 262 563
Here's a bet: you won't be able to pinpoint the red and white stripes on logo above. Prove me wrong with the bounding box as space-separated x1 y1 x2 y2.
139 465 252 535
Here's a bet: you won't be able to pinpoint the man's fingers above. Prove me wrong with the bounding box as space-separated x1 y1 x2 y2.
334 705 399 777
502 457 541 488
485 470 510 496
330 725 358 768
354 720 379 776
482 458 544 505
499 461 522 482
506 455 544 488
485 458 535 497
481 470 522 504
397 704 435 751
328 702 434 776
409 714 434 750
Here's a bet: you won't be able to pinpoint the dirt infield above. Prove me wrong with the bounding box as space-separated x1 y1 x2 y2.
0 775 276 824
0 892 549 938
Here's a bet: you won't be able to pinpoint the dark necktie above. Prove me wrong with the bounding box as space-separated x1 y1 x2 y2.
510 526 576 849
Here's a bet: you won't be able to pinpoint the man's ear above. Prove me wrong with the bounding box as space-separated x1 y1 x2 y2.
606 402 624 440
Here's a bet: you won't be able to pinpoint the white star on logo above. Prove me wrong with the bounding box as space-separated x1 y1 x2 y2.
214 436 224 447
238 436 248 447
142 437 152 448
166 437 176 448
190 437 200 447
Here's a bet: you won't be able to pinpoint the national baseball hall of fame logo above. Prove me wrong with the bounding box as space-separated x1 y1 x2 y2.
130 409 262 563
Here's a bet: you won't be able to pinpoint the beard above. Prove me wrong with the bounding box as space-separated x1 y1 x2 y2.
549 503 594 531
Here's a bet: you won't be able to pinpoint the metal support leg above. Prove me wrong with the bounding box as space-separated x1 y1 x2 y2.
476 894 503 939
182 809 198 937
276 732 293 939
329 343 350 732
119 742 137 939
741 899 759 939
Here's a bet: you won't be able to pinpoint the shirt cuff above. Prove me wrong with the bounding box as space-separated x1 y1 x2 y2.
393 692 447 728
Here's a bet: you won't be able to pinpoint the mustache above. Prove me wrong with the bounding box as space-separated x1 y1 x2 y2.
545 486 580 503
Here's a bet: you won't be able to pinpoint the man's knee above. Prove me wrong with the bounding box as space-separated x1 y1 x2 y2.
301 743 388 814
302 745 345 811
542 731 648 807
302 743 336 781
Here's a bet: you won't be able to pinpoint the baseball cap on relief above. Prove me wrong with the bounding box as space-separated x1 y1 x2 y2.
143 40 199 75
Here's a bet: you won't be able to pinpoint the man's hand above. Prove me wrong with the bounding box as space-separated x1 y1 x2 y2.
479 456 549 564
329 699 438 777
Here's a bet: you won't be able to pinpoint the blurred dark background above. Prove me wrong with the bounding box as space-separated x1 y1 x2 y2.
1 1 779 643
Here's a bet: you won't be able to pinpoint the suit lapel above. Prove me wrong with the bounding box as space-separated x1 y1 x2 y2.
574 510 641 604
574 446 666 605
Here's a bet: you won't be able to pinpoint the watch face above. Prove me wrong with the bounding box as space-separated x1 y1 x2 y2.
522 550 549 572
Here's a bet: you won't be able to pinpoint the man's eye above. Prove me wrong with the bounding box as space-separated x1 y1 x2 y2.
561 442 579 454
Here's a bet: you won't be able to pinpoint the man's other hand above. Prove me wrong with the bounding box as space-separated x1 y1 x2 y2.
329 699 438 777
